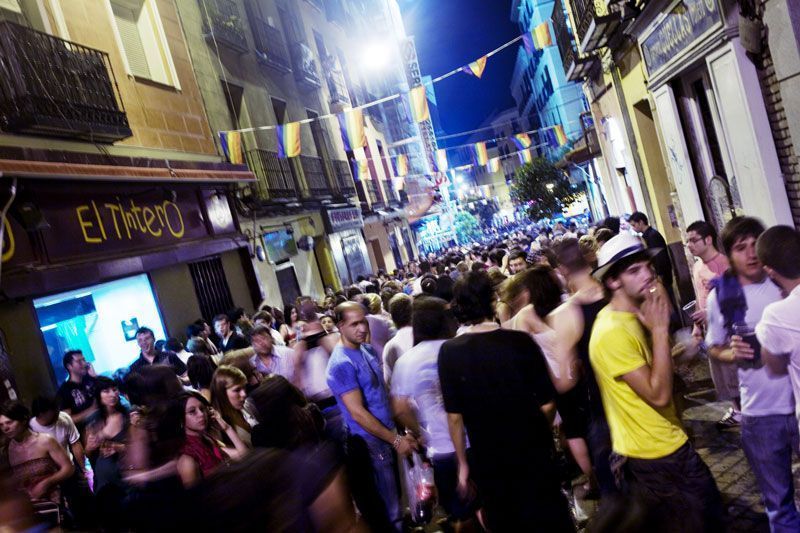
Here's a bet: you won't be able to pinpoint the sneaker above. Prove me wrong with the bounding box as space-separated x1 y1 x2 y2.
715 407 741 430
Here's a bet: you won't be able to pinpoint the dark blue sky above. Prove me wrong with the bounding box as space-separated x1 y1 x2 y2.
400 0 518 141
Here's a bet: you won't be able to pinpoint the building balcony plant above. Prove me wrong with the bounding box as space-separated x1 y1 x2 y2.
201 0 248 54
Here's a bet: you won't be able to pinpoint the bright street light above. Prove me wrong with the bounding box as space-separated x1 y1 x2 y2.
546 183 555 191
455 174 464 184
360 41 392 71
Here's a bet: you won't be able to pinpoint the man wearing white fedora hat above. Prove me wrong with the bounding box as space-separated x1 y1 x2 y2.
589 232 723 531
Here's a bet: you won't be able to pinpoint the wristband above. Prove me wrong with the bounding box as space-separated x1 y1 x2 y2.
392 434 402 449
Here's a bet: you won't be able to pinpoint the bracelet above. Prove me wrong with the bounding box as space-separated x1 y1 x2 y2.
392 434 402 449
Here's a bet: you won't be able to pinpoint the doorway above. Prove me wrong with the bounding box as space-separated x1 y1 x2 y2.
370 239 386 272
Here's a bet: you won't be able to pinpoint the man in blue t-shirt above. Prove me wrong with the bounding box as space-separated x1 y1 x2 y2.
326 301 415 532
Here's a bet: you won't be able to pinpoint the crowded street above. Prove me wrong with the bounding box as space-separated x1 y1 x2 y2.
2 0 800 531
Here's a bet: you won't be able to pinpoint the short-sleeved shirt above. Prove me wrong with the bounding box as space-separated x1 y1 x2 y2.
757 285 800 417
326 343 394 445
250 345 296 382
589 307 687 459
129 349 187 376
706 279 794 417
30 412 81 461
56 376 96 416
438 329 556 470
392 339 463 457
382 326 414 385
691 253 729 313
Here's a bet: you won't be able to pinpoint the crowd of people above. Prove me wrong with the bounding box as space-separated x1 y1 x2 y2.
2 212 800 532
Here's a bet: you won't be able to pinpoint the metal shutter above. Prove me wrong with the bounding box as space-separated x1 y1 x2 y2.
188 256 235 322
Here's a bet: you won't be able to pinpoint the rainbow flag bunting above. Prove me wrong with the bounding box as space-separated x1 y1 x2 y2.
487 157 501 173
518 148 533 164
353 159 370 181
473 142 488 166
547 124 568 147
521 22 553 54
219 131 243 165
461 55 488 78
409 85 430 123
276 122 301 158
394 154 408 177
511 132 532 150
435 149 449 172
337 108 366 152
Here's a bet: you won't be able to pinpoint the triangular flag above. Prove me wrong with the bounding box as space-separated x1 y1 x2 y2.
219 131 243 165
337 108 366 152
487 157 501 173
511 132 532 150
461 55 488 78
547 125 568 147
276 122 301 158
353 159 370 181
394 154 408 177
518 148 533 164
521 22 553 54
473 142 488 166
435 149 449 172
409 85 430 123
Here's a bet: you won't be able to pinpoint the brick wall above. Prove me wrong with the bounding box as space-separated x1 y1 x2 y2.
756 1 800 227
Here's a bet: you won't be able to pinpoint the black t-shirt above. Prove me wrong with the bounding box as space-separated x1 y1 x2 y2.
216 333 250 353
438 329 557 474
128 350 187 376
643 226 673 284
56 376 96 415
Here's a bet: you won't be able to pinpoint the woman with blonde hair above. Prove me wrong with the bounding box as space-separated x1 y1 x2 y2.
210 366 256 448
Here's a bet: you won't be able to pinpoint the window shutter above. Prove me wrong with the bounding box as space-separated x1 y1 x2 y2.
111 1 151 79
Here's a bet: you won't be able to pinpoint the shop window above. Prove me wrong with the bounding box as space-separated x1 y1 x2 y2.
34 274 167 382
188 256 234 322
107 0 181 88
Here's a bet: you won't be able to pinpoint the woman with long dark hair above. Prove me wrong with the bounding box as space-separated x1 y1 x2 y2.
280 304 299 344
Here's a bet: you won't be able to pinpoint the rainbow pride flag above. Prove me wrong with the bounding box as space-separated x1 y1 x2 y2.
219 131 243 164
353 159 370 181
518 148 533 164
409 85 430 123
487 157 501 173
547 124 568 147
337 108 366 152
522 22 553 54
461 56 488 78
511 132 532 150
276 122 301 158
473 142 488 166
394 154 408 177
435 149 449 172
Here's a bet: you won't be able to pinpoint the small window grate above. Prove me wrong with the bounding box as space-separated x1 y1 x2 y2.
189 256 234 322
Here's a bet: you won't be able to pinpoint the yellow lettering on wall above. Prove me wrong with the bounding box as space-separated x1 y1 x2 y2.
163 201 184 238
91 201 107 240
76 206 102 243
142 207 162 237
105 203 123 239
1 217 14 263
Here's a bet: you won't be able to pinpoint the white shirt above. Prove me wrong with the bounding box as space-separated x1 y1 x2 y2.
270 328 286 347
382 326 415 385
706 279 795 417
30 412 80 461
756 285 800 417
250 345 296 382
391 340 466 457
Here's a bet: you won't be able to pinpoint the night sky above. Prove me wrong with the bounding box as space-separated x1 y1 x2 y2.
399 0 519 144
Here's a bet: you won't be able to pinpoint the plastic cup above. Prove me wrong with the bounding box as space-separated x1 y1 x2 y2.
732 322 761 362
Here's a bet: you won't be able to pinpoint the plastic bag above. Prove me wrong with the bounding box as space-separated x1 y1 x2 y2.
401 450 437 525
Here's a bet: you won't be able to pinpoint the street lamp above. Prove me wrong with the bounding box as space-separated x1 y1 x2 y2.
546 183 555 191
361 41 392 71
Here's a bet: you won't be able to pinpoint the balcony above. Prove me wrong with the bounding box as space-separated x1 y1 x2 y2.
326 66 350 106
245 149 297 201
300 155 332 197
0 22 131 143
332 159 355 196
201 0 248 54
290 42 322 91
553 0 597 81
324 0 348 26
570 0 621 53
250 18 291 74
382 180 400 205
365 179 384 209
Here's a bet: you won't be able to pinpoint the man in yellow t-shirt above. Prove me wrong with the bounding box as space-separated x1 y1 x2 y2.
589 233 723 531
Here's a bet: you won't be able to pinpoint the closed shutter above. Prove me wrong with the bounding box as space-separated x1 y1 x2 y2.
111 1 151 79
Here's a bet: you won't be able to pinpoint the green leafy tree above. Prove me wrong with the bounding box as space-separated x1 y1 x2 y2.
510 157 583 220
453 211 481 245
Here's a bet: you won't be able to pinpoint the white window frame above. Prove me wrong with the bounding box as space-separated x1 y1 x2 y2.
104 0 181 90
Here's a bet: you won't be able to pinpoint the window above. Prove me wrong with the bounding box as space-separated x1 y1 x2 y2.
271 97 287 124
222 81 244 129
107 0 180 88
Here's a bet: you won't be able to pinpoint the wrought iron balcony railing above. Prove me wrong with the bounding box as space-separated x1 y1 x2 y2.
553 0 597 81
291 42 322 91
201 0 248 54
245 149 298 200
300 155 331 196
569 0 621 53
332 159 355 196
0 22 131 143
326 66 350 105
250 18 291 74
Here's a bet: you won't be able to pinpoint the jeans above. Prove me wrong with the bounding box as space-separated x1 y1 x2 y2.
586 409 617 497
741 414 800 533
623 442 724 533
346 435 402 532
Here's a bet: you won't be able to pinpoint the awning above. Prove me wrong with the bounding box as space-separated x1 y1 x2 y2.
0 159 255 183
